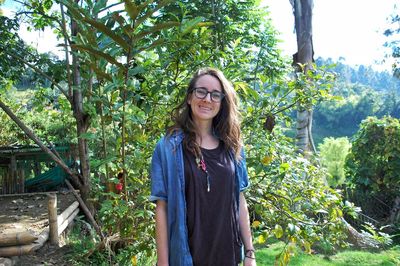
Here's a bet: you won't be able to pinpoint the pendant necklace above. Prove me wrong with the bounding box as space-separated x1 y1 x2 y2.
196 155 210 192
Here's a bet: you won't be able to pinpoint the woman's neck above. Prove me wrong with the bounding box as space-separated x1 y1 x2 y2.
194 120 219 149
194 119 212 137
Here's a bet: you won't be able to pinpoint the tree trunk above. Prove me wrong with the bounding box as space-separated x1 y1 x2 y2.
389 196 400 224
292 0 315 155
70 10 93 214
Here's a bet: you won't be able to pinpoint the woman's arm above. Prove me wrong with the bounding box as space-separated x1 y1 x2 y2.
155 200 169 266
239 192 256 266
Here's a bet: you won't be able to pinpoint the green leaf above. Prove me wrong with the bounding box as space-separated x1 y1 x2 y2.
132 21 180 44
82 17 130 52
279 162 290 173
89 62 112 81
93 0 107 15
124 0 139 21
79 132 97 140
71 44 124 68
134 0 174 28
128 66 145 77
273 224 283 239
180 17 204 35
90 156 117 168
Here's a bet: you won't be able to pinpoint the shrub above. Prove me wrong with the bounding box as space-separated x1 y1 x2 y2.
318 137 351 187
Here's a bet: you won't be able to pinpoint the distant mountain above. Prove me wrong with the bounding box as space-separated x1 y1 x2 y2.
312 57 400 144
315 57 400 93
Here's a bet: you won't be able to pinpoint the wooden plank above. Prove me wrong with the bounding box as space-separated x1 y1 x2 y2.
58 208 79 235
57 201 79 225
0 232 37 247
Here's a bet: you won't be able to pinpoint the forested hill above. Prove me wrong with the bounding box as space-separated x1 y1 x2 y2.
316 57 400 93
313 57 400 145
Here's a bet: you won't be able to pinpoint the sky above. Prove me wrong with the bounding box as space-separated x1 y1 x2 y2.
2 0 398 71
264 0 398 71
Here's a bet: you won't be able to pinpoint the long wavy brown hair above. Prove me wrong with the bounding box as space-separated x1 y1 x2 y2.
168 67 242 160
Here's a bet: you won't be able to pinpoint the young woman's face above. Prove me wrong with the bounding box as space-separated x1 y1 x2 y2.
188 74 223 124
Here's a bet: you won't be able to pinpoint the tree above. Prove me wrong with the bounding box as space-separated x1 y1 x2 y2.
290 0 315 154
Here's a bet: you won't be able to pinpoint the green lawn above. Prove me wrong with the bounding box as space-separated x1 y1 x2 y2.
256 242 400 266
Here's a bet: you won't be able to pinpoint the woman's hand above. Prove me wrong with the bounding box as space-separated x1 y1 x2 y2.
243 256 256 266
243 249 256 266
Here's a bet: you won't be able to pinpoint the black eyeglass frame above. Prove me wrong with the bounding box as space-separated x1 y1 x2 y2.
190 87 225 102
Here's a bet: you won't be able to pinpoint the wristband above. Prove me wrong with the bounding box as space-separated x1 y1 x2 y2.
245 249 255 259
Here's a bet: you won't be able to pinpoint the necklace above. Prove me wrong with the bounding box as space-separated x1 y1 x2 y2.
196 155 210 192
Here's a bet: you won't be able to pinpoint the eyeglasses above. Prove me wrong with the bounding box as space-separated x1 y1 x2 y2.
191 87 225 102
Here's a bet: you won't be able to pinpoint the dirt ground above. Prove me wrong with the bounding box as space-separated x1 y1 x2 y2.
0 192 78 265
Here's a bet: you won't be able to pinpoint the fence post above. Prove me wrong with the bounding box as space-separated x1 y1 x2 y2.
48 193 58 245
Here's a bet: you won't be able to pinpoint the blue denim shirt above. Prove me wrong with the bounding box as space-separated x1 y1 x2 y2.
149 131 249 265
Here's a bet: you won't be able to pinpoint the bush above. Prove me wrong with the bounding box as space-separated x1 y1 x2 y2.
345 116 400 242
318 137 351 187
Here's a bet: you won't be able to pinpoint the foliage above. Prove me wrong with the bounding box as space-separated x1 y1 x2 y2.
383 4 400 78
345 116 400 195
256 241 400 266
345 116 400 241
361 222 393 247
0 88 74 146
313 58 400 145
0 16 26 84
242 112 350 264
66 218 106 266
313 82 400 144
318 137 351 187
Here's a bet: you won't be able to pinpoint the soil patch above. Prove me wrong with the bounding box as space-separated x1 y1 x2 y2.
0 191 78 265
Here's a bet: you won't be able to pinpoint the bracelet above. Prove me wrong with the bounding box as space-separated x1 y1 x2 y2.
245 249 255 259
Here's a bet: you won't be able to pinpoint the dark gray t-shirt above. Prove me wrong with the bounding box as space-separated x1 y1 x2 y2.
183 142 242 266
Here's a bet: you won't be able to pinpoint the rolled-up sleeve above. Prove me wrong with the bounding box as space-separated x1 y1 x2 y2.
238 148 249 192
149 140 168 202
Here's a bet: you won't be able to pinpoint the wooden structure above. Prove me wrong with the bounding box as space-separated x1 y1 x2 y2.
0 145 72 194
0 191 80 257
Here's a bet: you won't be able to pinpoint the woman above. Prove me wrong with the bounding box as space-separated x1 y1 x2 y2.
150 67 256 266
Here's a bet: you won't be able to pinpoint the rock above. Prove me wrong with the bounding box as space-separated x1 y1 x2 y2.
11 199 23 204
0 257 13 266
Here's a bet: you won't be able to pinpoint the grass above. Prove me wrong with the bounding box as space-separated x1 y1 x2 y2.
256 242 400 266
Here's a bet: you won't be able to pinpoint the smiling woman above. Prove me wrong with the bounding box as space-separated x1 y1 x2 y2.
188 75 223 125
149 67 256 266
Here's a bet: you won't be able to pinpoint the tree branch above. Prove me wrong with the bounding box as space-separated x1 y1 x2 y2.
3 50 70 101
